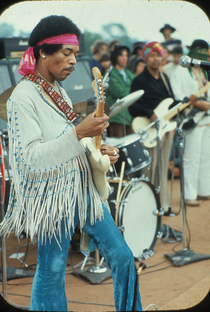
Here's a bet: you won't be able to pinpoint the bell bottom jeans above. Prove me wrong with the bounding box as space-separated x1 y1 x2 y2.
30 190 143 311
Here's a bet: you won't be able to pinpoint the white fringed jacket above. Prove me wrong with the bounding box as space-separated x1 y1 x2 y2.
0 80 104 243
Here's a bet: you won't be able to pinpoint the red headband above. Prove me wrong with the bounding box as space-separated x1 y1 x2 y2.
18 34 79 76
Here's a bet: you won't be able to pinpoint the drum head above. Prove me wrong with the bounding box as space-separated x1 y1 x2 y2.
118 180 161 259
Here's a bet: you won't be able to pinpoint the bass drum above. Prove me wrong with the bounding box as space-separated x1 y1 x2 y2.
108 178 161 260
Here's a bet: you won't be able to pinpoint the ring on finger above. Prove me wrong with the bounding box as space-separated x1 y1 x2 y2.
103 128 107 133
113 150 117 156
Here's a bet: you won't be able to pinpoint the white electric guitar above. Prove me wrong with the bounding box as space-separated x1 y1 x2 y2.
81 67 110 201
132 82 210 148
132 98 177 148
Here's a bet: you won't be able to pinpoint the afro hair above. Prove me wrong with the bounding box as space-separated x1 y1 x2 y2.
29 15 81 47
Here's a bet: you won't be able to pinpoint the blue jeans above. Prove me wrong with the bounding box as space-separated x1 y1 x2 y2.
30 190 142 311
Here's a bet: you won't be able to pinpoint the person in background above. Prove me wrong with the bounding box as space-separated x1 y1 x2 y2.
208 46 210 62
106 45 134 137
133 57 145 76
161 45 171 66
162 46 183 79
89 39 108 70
170 39 210 206
127 41 146 72
160 24 182 61
129 41 177 213
108 39 121 52
99 52 111 75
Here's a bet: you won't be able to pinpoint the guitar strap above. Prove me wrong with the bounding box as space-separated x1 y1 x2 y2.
160 71 173 98
22 74 82 126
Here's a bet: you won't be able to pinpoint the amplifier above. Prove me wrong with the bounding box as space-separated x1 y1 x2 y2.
0 37 29 59
0 34 85 59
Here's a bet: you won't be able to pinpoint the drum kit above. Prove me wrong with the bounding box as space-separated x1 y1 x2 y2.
99 89 210 270
71 88 165 284
74 88 163 262
103 133 162 261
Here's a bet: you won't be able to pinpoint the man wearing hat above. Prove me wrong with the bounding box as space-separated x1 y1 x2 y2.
129 41 177 213
170 39 210 206
160 24 182 58
106 45 134 137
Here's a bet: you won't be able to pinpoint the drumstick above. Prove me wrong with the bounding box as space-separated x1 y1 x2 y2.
112 164 118 177
115 161 125 225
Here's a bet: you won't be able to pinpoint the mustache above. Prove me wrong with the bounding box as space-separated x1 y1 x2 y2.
63 66 75 72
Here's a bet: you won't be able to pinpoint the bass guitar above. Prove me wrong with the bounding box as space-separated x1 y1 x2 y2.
81 67 110 201
132 98 177 148
132 82 210 147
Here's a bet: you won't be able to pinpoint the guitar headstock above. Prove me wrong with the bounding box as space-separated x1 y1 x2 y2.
92 67 105 108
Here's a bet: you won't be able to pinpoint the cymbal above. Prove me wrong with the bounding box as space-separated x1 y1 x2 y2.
0 86 16 121
109 89 144 117
73 101 110 118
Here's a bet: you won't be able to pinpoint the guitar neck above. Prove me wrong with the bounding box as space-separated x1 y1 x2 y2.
94 103 104 149
165 82 210 120
165 101 190 120
92 67 105 150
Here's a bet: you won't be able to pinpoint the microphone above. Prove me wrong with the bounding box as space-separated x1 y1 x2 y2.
179 55 210 71
103 65 113 89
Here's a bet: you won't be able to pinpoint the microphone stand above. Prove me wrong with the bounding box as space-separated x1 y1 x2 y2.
164 111 180 217
123 110 126 137
165 107 210 266
149 119 171 218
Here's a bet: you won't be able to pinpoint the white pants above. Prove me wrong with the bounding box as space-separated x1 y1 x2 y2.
184 125 210 200
142 131 174 210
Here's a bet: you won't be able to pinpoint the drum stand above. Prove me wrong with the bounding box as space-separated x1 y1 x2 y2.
165 114 210 266
151 118 177 218
151 120 165 217
73 249 111 284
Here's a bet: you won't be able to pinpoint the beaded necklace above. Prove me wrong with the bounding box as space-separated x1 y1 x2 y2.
36 72 62 96
21 74 81 125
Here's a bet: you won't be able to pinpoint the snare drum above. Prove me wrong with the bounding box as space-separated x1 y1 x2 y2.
105 134 151 176
108 178 161 260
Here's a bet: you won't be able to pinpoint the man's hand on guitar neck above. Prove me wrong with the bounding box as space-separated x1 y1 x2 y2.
101 144 119 165
75 112 109 140
149 113 158 122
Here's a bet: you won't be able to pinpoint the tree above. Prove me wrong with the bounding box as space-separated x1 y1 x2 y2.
83 30 104 57
101 23 138 50
83 23 138 57
0 22 15 37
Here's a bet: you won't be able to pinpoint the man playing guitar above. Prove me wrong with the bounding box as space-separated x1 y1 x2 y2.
170 39 210 206
129 41 177 214
0 15 142 311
